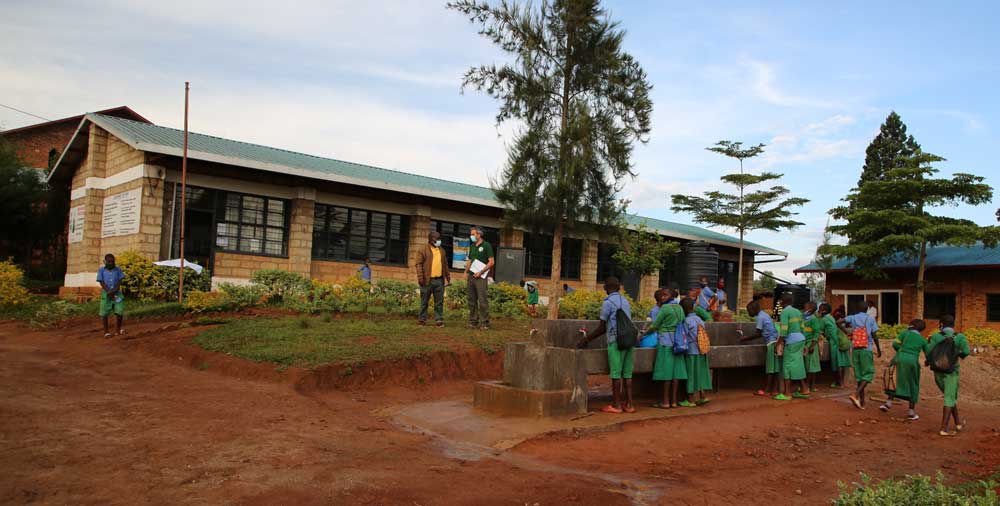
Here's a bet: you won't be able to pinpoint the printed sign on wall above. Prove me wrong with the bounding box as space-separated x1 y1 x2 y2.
68 205 85 243
101 188 142 238
451 237 471 269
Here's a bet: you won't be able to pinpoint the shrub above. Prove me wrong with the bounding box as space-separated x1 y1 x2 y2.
833 472 998 506
372 279 420 315
282 280 345 314
250 269 310 303
157 266 211 301
445 278 469 311
879 323 909 341
0 259 31 306
733 309 755 323
217 283 265 310
183 291 230 313
338 275 374 311
30 300 85 327
965 328 1000 347
558 288 652 321
116 250 209 301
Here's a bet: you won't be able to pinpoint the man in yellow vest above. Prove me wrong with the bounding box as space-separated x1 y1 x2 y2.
416 231 451 327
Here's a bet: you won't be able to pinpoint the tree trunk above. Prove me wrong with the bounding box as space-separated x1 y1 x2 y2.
737 229 745 310
914 240 927 319
548 221 564 320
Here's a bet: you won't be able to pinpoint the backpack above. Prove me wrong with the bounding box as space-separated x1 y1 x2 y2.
696 324 711 354
928 331 959 373
851 317 870 349
838 331 852 352
673 320 690 354
612 294 638 351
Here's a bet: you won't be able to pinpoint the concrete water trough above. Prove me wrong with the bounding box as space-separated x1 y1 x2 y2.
474 318 831 417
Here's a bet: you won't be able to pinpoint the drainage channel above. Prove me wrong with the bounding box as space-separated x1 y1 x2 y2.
393 419 664 506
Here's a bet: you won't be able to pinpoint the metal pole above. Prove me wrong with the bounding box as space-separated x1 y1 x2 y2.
179 82 189 303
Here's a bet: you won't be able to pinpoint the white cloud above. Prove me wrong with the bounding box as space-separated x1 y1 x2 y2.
743 59 837 109
803 114 856 135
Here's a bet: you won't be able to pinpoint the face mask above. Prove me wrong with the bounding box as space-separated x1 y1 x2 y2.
470 234 477 242
434 240 442 247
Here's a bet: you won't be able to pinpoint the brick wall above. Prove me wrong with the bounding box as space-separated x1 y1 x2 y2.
826 268 1000 331
2 122 78 170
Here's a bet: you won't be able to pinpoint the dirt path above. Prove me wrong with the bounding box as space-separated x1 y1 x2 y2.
2 319 998 506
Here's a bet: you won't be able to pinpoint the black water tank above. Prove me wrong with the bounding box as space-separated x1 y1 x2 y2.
678 241 719 290
774 284 811 309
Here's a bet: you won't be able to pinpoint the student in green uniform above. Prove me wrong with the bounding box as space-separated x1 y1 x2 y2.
521 280 540 317
802 301 822 392
741 300 781 396
775 292 810 401
925 314 971 436
678 297 712 407
822 303 851 388
839 300 882 410
880 319 927 420
648 288 686 408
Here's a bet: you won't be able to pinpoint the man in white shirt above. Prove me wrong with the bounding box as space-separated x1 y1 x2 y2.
866 301 878 322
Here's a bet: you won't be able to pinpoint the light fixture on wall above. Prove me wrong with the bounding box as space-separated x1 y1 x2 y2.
145 166 165 198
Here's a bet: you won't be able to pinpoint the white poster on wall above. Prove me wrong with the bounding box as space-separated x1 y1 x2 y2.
68 205 85 244
101 188 142 238
452 237 471 269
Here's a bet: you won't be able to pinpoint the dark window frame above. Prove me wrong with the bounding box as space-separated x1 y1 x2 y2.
924 292 957 320
312 203 410 266
524 233 582 280
214 191 290 258
987 293 1000 322
430 220 499 272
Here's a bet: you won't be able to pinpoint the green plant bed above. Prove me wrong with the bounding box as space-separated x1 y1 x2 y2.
191 316 531 368
834 472 999 506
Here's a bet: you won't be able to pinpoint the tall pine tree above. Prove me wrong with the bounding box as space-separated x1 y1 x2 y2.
450 0 653 318
858 111 921 185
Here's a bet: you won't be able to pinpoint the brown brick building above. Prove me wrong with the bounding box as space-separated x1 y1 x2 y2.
795 244 1000 331
48 113 784 305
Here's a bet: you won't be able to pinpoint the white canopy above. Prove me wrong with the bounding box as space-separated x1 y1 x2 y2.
153 258 204 274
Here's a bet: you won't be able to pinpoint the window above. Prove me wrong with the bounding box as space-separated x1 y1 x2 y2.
524 233 582 280
430 220 499 270
597 243 625 282
924 293 957 320
987 294 1000 322
313 204 409 265
215 192 288 256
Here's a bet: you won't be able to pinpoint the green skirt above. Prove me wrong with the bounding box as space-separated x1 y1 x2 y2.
891 352 921 403
685 354 712 393
934 371 960 407
782 341 807 380
653 345 687 381
852 349 875 383
806 341 822 374
766 342 783 375
830 338 852 371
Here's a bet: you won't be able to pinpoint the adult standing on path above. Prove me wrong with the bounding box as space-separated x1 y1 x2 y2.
415 231 451 327
464 225 494 330
97 253 125 338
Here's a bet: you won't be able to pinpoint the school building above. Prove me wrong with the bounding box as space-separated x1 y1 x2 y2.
795 243 1000 331
47 113 785 305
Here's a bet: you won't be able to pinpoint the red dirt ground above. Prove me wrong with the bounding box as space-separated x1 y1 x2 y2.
2 316 999 506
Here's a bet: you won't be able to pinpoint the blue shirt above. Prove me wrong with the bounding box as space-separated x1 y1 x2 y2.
845 312 879 350
716 288 727 307
358 264 372 281
697 286 715 310
599 292 632 346
648 305 659 321
755 311 779 345
565 286 576 294
96 266 124 293
679 313 706 355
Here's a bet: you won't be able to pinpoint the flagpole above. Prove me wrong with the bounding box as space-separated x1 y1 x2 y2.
179 82 189 303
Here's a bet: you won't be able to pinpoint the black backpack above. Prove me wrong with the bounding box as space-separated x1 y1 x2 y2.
612 294 638 350
928 331 959 374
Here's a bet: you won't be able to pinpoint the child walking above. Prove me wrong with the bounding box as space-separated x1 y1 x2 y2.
821 303 851 388
840 300 882 409
775 292 809 401
679 297 712 407
802 302 822 393
648 288 686 408
881 319 927 420
742 300 780 396
925 314 970 436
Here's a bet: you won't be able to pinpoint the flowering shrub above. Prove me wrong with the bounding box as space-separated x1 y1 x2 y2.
558 289 652 321
964 328 1000 347
183 291 230 313
250 269 310 303
0 259 30 306
116 250 209 301
217 283 265 310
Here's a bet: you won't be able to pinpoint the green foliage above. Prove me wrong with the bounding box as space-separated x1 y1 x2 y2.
183 291 230 313
371 279 421 315
858 111 921 186
116 250 209 301
965 328 1000 348
29 299 87 327
217 283 265 311
833 473 998 506
879 323 909 341
557 289 651 321
445 278 542 318
249 269 310 302
0 139 46 254
157 265 211 301
611 223 680 278
753 271 778 293
450 0 653 317
0 258 31 306
733 309 754 323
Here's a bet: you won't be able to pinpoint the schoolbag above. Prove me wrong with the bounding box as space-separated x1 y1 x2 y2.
696 324 711 354
851 319 870 349
928 331 959 374
673 321 690 354
612 294 638 351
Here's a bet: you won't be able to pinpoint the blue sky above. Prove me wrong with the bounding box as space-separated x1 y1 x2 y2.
2 1 997 279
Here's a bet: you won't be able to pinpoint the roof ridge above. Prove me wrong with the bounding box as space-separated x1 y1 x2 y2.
90 113 495 194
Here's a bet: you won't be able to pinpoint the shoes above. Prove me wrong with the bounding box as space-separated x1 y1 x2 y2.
417 320 427 326
436 321 444 328
773 394 791 401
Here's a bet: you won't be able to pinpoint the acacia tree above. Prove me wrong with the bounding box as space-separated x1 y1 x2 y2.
671 141 808 308
827 150 996 318
450 0 653 318
611 222 679 279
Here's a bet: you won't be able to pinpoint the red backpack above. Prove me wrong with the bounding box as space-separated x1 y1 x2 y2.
851 325 869 349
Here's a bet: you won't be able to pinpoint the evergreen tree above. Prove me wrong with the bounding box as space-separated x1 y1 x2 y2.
450 0 653 318
671 141 808 308
753 271 778 292
611 222 679 278
827 150 997 318
859 111 921 185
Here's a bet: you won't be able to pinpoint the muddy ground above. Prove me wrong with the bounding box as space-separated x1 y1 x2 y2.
1 316 999 506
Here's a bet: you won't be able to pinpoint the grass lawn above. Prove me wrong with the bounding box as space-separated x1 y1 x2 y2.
191 315 532 368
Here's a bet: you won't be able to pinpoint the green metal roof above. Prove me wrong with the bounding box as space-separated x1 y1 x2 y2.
54 113 785 255
794 243 1000 273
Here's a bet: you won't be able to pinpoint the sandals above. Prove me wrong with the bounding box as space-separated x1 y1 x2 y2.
650 403 672 410
623 406 637 414
849 395 863 410
956 420 967 432
907 414 920 421
754 390 768 397
118 329 126 336
678 400 697 408
601 405 623 414
792 392 810 399
103 332 113 338
879 404 891 412
696 399 711 406
773 394 791 401
939 430 956 437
